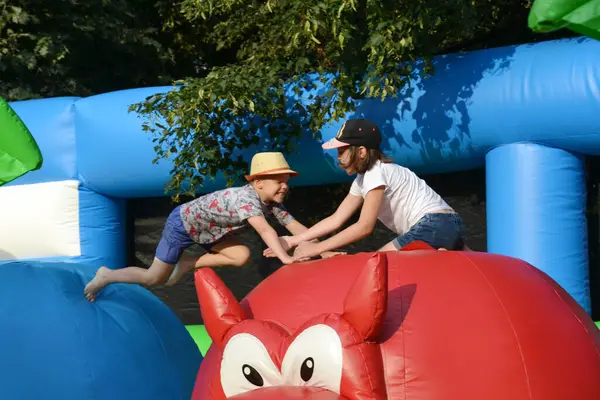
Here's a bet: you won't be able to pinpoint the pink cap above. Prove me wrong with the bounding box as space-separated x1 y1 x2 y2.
322 137 350 150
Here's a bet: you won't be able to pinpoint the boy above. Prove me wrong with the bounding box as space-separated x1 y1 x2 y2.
84 152 336 302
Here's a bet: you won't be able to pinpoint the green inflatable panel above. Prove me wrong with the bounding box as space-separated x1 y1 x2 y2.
185 325 213 356
529 0 600 40
0 97 43 186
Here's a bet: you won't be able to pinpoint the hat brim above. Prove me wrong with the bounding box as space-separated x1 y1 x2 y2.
245 169 299 181
322 138 350 150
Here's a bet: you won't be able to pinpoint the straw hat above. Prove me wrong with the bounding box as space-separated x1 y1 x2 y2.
245 152 299 181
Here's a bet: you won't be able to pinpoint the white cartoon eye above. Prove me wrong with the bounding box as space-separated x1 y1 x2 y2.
281 324 343 392
220 333 284 397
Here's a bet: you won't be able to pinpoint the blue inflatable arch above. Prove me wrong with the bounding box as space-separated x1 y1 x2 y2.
1 37 598 314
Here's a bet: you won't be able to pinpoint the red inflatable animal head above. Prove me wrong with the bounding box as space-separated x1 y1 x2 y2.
192 243 600 399
194 253 388 399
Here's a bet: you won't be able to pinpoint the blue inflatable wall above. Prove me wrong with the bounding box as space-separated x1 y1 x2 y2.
487 144 590 310
1 37 599 313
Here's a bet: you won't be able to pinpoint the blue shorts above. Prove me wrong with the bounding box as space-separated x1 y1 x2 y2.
155 206 213 264
393 212 465 250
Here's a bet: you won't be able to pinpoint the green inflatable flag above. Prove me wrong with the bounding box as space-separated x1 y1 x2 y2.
0 97 43 186
528 0 600 40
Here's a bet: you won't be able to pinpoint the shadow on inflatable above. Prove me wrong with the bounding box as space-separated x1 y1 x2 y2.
192 242 600 399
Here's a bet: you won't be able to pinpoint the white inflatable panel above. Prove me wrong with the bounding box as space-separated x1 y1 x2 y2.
0 180 81 260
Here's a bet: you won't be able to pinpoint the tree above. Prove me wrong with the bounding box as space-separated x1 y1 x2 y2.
130 0 532 200
0 0 201 101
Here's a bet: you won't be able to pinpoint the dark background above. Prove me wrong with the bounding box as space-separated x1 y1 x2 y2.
127 159 600 325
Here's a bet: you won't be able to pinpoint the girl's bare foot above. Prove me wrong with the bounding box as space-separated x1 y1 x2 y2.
84 266 111 302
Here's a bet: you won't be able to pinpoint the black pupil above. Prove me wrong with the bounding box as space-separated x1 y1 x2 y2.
242 364 264 387
300 357 314 381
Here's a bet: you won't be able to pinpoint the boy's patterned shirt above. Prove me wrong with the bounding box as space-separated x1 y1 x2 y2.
179 184 294 244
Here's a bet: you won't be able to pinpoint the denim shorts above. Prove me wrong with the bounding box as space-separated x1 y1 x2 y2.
392 212 465 250
155 206 214 264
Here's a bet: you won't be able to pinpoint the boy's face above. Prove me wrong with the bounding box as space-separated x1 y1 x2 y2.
253 174 291 203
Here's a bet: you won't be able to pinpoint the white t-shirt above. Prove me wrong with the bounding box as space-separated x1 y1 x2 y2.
349 160 453 235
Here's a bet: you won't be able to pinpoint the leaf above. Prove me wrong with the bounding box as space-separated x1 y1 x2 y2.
369 33 384 46
337 2 346 18
230 94 239 107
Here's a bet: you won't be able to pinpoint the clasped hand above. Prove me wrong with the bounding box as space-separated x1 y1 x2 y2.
263 235 345 262
262 236 296 258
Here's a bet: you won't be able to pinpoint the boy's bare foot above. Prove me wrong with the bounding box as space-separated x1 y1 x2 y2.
84 266 111 302
165 260 194 286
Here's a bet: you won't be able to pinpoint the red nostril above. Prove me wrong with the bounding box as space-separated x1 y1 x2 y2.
229 386 347 399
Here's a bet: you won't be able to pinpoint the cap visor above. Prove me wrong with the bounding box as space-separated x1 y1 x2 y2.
322 138 350 150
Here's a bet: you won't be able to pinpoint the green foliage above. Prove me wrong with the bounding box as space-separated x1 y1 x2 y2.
131 0 531 200
0 0 200 100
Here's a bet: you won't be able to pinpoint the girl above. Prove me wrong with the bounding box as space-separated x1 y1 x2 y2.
273 118 466 260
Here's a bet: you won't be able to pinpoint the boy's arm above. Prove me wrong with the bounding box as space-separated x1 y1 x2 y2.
282 219 314 239
261 212 315 257
247 215 295 264
293 186 385 259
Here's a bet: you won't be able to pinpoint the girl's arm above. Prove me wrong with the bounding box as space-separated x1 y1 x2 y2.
288 192 364 246
293 186 385 259
282 219 347 258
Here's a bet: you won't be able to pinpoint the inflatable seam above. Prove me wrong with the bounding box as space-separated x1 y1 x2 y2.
41 264 99 400
119 288 183 399
460 253 533 398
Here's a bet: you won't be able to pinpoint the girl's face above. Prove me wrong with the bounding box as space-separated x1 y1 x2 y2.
336 147 353 175
337 146 366 175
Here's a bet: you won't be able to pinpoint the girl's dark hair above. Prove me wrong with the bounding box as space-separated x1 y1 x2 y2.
344 146 392 174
